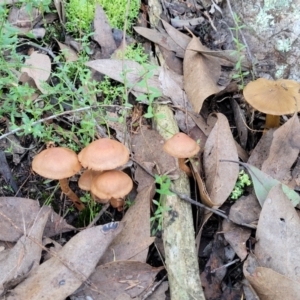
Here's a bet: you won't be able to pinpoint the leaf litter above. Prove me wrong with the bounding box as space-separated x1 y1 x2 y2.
2 0 300 299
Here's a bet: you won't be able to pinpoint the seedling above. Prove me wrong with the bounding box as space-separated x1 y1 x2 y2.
150 174 173 235
230 13 250 90
79 193 101 226
230 170 252 200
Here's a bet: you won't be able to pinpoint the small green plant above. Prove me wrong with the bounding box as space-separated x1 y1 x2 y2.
134 63 162 119
150 174 173 235
78 193 101 226
230 13 250 90
230 170 252 200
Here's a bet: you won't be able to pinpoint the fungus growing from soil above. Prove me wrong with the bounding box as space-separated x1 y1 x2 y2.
243 78 300 129
78 169 100 191
163 132 200 176
90 170 133 211
78 138 130 171
32 147 85 211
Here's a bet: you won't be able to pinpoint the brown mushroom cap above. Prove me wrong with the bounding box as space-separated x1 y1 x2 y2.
32 147 81 179
78 138 130 171
163 132 200 158
78 169 101 191
90 170 133 201
110 197 125 211
243 78 300 115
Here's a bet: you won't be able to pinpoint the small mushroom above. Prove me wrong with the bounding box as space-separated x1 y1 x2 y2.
32 147 85 211
78 169 102 201
163 132 200 176
243 78 300 129
78 138 130 171
78 169 100 191
90 170 133 211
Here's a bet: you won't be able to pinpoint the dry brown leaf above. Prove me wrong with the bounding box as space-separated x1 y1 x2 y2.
158 65 195 131
131 126 179 186
244 255 300 300
254 184 300 280
6 222 125 300
229 194 261 227
262 114 300 183
191 160 214 207
291 157 300 190
0 206 50 295
230 98 248 149
203 113 239 207
161 19 192 51
158 44 183 75
247 129 274 168
200 233 228 300
188 111 214 136
86 59 161 94
7 5 39 34
93 4 117 58
183 35 222 113
133 26 185 58
161 19 247 68
99 185 155 264
0 197 74 242
188 45 249 68
55 40 78 62
73 261 163 299
53 0 65 24
222 219 251 260
21 51 51 94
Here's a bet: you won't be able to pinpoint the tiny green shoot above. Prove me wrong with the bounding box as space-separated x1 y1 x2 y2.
150 174 173 235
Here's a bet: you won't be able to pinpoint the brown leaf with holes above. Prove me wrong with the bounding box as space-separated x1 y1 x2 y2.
244 255 300 300
254 184 300 279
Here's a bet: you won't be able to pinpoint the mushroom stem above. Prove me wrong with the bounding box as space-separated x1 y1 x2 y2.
178 158 192 177
59 178 85 211
110 197 125 211
265 114 280 129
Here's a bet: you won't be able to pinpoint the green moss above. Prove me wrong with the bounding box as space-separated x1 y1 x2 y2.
65 0 140 35
230 170 252 200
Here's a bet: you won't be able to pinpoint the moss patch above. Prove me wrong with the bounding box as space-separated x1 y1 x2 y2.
65 0 140 35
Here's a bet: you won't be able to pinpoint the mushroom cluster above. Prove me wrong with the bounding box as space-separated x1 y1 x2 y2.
77 138 132 211
32 138 133 211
